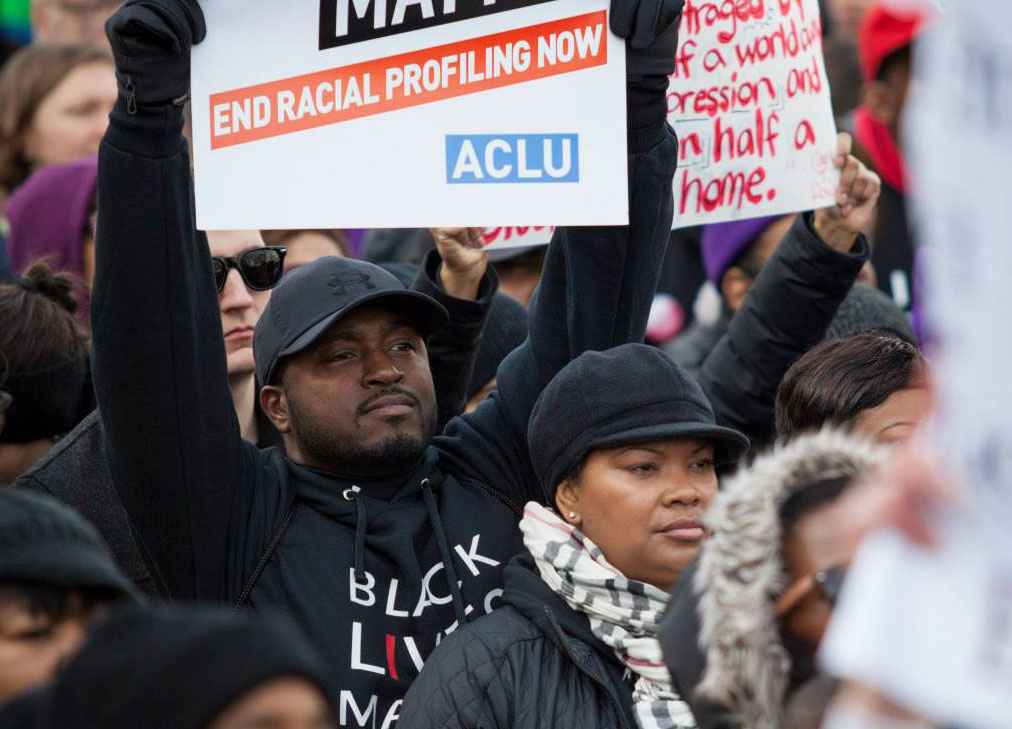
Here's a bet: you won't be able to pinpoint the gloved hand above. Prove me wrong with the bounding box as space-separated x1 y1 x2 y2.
610 0 685 79
105 0 206 110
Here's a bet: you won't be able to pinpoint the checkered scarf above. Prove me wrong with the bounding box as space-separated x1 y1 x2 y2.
521 502 697 729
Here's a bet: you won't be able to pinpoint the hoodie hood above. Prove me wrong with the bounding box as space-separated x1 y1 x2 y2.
694 428 885 729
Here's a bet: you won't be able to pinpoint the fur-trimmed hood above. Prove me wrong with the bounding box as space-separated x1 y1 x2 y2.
693 428 885 728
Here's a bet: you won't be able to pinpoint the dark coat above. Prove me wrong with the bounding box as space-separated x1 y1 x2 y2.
90 97 678 723
0 232 11 282
667 215 869 450
399 554 638 729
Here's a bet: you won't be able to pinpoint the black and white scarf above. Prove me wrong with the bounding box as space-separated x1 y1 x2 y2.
521 502 697 729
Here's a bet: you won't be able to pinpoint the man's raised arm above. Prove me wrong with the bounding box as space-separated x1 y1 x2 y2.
91 0 245 599
437 0 686 507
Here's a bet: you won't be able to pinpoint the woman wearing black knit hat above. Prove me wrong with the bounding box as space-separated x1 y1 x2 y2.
399 343 749 729
4 603 335 729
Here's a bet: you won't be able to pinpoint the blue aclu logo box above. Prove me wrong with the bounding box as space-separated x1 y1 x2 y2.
446 134 579 184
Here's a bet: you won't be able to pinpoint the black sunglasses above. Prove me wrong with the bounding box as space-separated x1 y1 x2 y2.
212 247 287 293
814 565 848 606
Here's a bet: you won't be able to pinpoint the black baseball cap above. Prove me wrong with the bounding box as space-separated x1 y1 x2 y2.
254 257 449 386
528 344 750 502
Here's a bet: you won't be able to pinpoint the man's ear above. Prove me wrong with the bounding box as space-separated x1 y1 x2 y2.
259 385 292 435
720 266 753 312
863 81 900 128
554 479 581 523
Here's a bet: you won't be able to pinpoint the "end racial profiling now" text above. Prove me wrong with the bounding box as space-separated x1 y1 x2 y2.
319 0 557 49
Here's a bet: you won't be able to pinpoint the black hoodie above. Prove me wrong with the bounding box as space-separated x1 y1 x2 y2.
90 97 678 726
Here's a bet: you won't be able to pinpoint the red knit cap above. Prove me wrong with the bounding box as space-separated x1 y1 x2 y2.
858 3 933 81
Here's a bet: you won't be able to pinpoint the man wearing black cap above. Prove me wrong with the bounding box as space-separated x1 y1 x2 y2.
92 0 685 724
0 489 137 706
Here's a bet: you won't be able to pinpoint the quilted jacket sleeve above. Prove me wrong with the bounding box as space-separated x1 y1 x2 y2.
399 622 518 729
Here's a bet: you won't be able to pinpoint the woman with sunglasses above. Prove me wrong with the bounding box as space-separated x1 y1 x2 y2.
659 428 884 729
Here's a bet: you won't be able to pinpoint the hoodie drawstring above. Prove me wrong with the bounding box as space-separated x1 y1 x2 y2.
421 478 469 626
343 486 367 578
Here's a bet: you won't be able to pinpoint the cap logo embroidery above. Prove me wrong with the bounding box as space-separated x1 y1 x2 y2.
328 272 376 297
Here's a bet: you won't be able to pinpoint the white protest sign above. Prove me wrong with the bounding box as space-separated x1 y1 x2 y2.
190 0 627 230
667 0 839 228
482 225 553 250
820 4 1012 727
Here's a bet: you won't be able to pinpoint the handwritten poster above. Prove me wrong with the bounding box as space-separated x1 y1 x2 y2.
668 0 839 228
820 4 1012 727
190 0 627 230
482 225 553 250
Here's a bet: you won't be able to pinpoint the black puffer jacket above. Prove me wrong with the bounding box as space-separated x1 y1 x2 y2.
399 554 638 729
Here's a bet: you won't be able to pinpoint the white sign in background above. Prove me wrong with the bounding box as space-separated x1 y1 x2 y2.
668 0 839 229
482 225 553 249
191 0 627 231
820 4 1012 727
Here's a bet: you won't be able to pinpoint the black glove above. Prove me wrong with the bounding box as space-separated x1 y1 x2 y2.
105 0 206 110
610 0 684 78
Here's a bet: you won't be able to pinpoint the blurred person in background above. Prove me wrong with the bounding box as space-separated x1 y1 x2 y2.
1 603 336 729
666 214 797 374
0 43 113 203
0 364 9 438
30 0 119 47
0 224 10 281
776 333 931 446
0 261 90 485
262 228 349 274
661 429 884 729
463 292 528 413
822 0 876 117
15 231 288 598
5 156 96 316
489 245 545 307
0 489 137 707
850 3 934 311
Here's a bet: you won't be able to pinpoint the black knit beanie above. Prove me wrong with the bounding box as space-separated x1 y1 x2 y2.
0 489 137 599
37 604 335 729
826 283 915 343
467 293 529 400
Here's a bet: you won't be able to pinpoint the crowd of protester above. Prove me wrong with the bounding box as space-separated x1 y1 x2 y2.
0 1 964 728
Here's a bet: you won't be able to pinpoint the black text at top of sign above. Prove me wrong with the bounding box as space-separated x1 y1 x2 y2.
320 0 559 50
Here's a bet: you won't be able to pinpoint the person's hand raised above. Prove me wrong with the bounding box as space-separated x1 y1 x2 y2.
813 132 882 252
610 0 685 79
429 228 488 301
106 0 206 109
